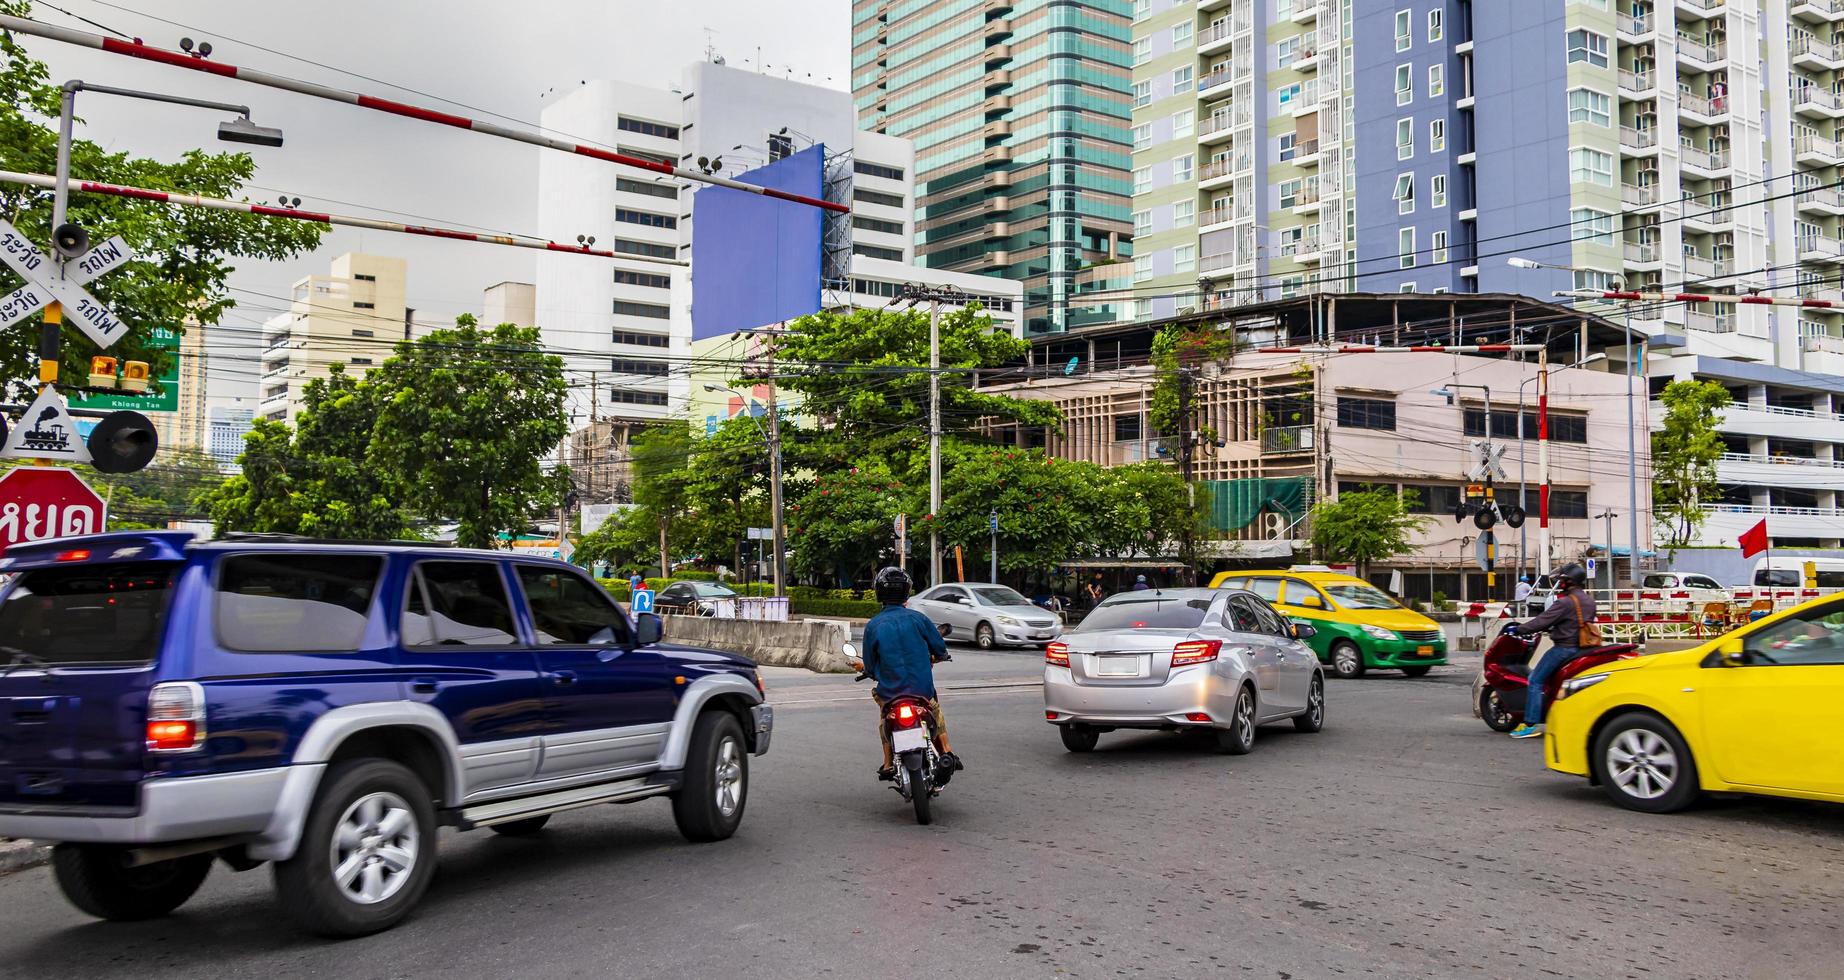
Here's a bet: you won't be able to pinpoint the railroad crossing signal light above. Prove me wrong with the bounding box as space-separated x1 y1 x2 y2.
1472 506 1497 531
87 410 159 474
1500 504 1527 529
88 356 117 388
120 360 150 393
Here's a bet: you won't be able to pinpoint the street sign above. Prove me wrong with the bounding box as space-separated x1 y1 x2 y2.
989 511 999 533
0 220 131 348
1475 530 1495 572
0 234 128 331
746 526 773 540
1466 439 1508 482
0 466 107 557
1585 558 1598 578
631 588 655 614
72 324 178 413
1 386 91 464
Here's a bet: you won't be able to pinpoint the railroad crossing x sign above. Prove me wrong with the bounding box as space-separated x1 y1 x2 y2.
1466 439 1508 482
0 219 133 348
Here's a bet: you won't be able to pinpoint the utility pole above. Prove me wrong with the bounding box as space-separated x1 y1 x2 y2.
1177 366 1197 573
989 509 999 583
898 283 967 587
1598 509 1618 590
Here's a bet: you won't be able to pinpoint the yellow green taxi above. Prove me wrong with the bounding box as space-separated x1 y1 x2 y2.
1546 593 1844 813
1208 568 1446 678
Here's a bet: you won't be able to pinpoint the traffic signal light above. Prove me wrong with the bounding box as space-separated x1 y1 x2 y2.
87 410 159 474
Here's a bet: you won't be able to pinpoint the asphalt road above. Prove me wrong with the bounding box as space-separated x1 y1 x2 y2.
2 647 1841 979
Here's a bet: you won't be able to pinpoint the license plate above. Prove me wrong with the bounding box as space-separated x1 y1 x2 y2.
1097 655 1140 676
891 728 929 753
1416 645 1434 655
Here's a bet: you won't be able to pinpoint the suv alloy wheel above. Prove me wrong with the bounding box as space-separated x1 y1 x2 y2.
274 759 437 937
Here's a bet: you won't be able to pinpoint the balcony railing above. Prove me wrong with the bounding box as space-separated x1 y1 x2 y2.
1796 133 1844 161
1624 242 1659 264
1678 94 1729 117
1795 86 1843 112
1200 251 1238 273
1199 21 1234 47
1261 425 1314 454
1798 187 1844 211
1620 126 1659 149
1721 451 1844 470
1681 199 1734 227
1202 204 1234 227
1799 234 1844 259
1675 36 1726 63
1794 34 1842 63
1619 13 1652 35
1682 254 1732 280
1804 333 1844 355
1198 65 1233 93
1618 69 1655 93
1793 0 1844 15
1286 138 1320 160
1622 183 1660 206
1680 146 1731 171
1685 309 1735 333
1704 503 1839 517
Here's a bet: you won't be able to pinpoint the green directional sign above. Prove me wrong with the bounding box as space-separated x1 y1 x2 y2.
70 325 180 413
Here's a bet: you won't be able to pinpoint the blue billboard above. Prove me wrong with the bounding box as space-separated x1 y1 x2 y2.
690 144 826 340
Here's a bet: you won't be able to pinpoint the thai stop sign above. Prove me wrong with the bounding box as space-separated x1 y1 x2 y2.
0 466 107 557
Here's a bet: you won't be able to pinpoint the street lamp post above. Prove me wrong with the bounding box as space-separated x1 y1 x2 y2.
43 80 282 397
1508 257 1641 586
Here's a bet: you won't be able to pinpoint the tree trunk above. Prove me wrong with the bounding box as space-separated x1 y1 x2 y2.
658 520 669 579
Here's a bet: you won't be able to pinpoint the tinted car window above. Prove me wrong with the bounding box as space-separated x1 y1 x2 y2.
693 584 737 598
405 561 518 646
1225 597 1264 633
1080 596 1214 631
1684 576 1723 591
1744 600 1844 666
1246 597 1291 636
0 561 180 665
971 586 1028 606
217 554 382 652
518 566 631 646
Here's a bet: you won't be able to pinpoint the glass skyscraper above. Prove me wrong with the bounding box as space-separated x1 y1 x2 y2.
853 0 1137 334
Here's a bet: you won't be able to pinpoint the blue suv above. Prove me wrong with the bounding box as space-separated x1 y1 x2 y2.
0 532 772 936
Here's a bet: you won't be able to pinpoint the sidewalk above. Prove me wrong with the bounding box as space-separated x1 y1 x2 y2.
0 839 48 876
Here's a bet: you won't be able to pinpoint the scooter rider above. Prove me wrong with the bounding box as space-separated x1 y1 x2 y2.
852 567 964 781
1504 562 1597 739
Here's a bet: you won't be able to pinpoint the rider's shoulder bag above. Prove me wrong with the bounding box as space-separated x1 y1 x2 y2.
1568 592 1604 648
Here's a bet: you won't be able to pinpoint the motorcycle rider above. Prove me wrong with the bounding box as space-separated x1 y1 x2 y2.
852 567 964 781
1504 562 1598 740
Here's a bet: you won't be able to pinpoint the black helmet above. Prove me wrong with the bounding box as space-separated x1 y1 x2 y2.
873 566 913 605
1556 562 1589 589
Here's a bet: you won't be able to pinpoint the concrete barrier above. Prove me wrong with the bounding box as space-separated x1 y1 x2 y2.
663 616 855 673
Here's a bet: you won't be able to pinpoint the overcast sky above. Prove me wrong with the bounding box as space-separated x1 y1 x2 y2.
21 0 851 398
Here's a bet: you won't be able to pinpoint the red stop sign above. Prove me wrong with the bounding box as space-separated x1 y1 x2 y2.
0 466 108 557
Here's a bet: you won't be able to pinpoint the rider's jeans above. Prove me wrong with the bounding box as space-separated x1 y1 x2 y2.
1524 644 1579 726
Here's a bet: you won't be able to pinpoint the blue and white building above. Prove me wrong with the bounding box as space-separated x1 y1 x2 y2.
1124 0 1844 549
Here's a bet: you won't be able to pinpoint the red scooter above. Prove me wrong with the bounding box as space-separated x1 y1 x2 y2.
1476 622 1640 732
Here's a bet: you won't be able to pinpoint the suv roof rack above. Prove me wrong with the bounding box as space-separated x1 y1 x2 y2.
216 532 454 548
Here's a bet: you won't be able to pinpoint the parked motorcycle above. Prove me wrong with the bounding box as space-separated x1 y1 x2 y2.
844 641 950 825
1476 622 1640 732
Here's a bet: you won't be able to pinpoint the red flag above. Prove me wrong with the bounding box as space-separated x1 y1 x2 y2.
1738 519 1769 559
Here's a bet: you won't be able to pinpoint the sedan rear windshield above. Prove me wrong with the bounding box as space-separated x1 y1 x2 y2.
1078 597 1213 631
0 561 181 666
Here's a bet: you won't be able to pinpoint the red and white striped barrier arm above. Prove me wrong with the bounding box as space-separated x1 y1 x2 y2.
0 15 848 215
1557 288 1844 310
0 169 685 266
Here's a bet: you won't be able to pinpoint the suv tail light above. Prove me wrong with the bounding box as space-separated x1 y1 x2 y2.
1171 639 1222 667
146 682 206 753
1045 641 1070 667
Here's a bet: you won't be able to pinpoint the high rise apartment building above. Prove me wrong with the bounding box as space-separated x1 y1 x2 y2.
852 0 1136 335
538 60 1020 429
1122 0 1844 549
259 253 407 422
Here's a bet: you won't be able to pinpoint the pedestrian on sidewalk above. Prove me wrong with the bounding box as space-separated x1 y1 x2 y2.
1513 575 1534 617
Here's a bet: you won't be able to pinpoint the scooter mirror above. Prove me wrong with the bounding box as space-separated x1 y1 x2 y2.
842 642 858 660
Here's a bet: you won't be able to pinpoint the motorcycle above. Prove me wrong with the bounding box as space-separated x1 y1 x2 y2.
1476 622 1641 732
843 641 950 825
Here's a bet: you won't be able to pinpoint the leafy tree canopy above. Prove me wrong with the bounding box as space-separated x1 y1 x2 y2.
1307 488 1430 577
1652 379 1732 555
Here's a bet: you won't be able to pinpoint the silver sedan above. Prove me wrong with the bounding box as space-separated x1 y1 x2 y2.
1043 588 1325 754
908 582 1063 648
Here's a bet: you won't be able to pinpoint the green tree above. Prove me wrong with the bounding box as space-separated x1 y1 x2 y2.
1094 462 1196 558
682 416 773 570
367 316 569 549
1652 379 1732 555
1306 488 1430 577
0 5 325 400
771 305 1061 472
936 448 1101 576
197 366 412 539
786 460 909 586
628 421 697 574
575 505 659 574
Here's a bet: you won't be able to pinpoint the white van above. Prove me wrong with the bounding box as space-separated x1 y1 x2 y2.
1752 556 1844 588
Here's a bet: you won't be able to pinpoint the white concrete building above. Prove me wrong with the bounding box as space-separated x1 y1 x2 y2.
259 253 408 422
207 403 255 470
536 60 1021 429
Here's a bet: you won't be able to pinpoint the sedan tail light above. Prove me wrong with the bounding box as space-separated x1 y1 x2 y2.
146 682 206 753
1045 641 1070 667
1171 639 1222 667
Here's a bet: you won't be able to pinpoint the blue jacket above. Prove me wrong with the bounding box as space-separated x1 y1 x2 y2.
861 604 946 700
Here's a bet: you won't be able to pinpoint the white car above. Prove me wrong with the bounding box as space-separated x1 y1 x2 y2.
908 583 1062 648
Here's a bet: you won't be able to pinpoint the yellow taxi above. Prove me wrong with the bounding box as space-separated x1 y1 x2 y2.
1208 567 1447 678
1546 593 1844 813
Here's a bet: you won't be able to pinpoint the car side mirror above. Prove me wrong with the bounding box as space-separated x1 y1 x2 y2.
635 612 663 646
1293 622 1317 640
1296 594 1324 609
1714 638 1748 666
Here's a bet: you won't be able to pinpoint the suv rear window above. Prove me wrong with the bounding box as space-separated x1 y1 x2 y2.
1078 596 1214 631
216 554 383 652
0 561 180 665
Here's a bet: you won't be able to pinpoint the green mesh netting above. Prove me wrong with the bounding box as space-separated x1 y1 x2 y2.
1204 477 1310 532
